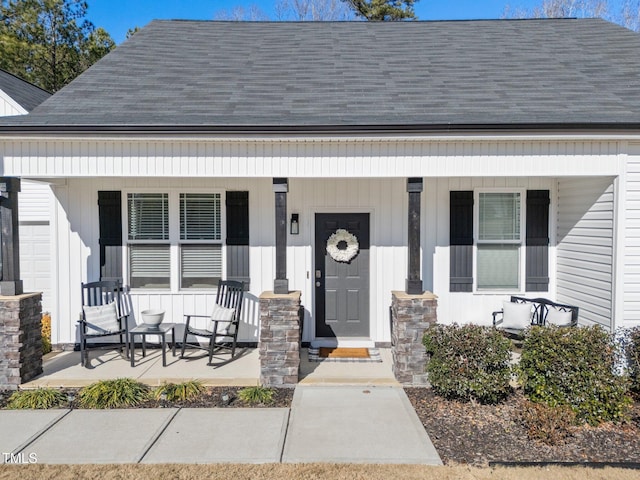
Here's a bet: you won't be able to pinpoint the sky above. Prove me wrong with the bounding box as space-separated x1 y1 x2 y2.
85 0 537 44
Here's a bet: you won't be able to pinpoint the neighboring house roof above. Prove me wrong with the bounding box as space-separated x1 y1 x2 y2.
1 18 640 132
0 69 51 113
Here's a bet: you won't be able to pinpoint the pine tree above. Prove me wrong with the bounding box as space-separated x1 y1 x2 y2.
0 0 114 92
343 0 417 21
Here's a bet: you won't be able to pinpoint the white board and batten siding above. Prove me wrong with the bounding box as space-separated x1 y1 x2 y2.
0 137 623 179
49 177 409 346
50 177 272 345
6 136 629 343
428 177 559 326
288 178 408 344
556 178 615 330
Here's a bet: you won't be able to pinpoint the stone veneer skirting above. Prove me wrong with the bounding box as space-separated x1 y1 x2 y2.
259 291 301 387
391 291 437 386
0 293 43 390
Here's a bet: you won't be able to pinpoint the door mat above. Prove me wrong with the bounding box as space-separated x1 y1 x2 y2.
320 347 369 358
308 347 382 363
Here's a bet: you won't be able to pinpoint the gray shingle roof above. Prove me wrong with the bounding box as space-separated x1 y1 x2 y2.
0 69 50 112
3 18 640 131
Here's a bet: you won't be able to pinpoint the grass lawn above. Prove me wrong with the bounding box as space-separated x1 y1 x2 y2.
1 464 640 480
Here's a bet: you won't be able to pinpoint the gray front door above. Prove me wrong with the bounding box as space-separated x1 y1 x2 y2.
315 213 370 338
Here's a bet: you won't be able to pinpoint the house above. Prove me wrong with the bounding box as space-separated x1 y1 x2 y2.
0 69 52 314
0 18 638 351
0 69 50 116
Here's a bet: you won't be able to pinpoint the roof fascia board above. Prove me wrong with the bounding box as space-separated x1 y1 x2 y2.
1 129 640 143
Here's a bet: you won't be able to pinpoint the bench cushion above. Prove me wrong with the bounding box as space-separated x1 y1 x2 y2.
546 307 573 326
502 301 533 329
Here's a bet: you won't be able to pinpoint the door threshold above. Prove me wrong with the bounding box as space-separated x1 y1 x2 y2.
311 338 375 348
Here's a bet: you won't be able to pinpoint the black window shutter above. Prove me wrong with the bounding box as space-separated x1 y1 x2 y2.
450 191 474 292
226 191 249 286
98 191 122 281
526 190 550 292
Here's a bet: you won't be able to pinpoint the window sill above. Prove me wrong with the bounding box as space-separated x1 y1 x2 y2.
473 290 524 296
128 288 217 295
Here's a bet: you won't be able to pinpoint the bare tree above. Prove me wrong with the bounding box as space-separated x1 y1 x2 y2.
214 0 415 22
503 0 639 31
620 0 640 31
504 0 606 18
213 4 269 21
275 0 354 21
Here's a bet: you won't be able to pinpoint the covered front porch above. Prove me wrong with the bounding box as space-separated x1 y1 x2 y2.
0 133 625 357
0 133 630 391
20 347 399 388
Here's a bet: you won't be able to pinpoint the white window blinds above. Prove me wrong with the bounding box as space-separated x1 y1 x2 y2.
129 244 170 289
180 244 222 288
128 193 169 240
126 191 225 290
180 193 221 240
477 244 520 290
478 193 520 242
476 192 522 291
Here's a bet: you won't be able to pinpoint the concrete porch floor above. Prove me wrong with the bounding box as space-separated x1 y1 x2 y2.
22 347 399 388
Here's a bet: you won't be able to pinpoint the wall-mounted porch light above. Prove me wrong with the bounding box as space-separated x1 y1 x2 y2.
290 213 300 235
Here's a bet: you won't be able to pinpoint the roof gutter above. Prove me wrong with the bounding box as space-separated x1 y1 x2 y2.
1 122 640 136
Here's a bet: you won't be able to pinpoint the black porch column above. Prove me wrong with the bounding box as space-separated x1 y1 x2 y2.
0 177 22 296
406 177 423 295
273 178 289 294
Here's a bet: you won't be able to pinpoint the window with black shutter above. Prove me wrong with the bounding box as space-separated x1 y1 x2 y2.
226 191 250 286
449 189 550 293
450 191 474 292
98 191 122 281
525 190 550 292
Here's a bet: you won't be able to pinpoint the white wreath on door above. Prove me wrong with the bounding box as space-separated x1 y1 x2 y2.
326 228 359 263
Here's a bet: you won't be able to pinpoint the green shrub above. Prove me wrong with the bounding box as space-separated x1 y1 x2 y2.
79 378 150 409
517 399 576 445
7 388 65 409
518 326 631 426
423 324 513 404
629 327 640 395
153 380 205 402
238 386 275 405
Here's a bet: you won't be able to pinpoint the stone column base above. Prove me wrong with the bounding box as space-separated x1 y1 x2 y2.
391 291 437 386
259 291 301 387
0 293 43 390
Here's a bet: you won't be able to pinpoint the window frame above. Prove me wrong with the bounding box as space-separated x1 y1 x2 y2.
123 189 226 292
178 192 224 290
472 188 526 293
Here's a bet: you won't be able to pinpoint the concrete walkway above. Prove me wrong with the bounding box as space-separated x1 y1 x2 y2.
0 386 442 465
282 386 441 464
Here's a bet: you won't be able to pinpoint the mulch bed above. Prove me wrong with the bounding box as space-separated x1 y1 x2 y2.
405 387 640 466
0 386 293 409
136 386 293 409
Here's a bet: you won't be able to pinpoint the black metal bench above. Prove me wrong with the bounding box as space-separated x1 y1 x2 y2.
492 296 579 338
